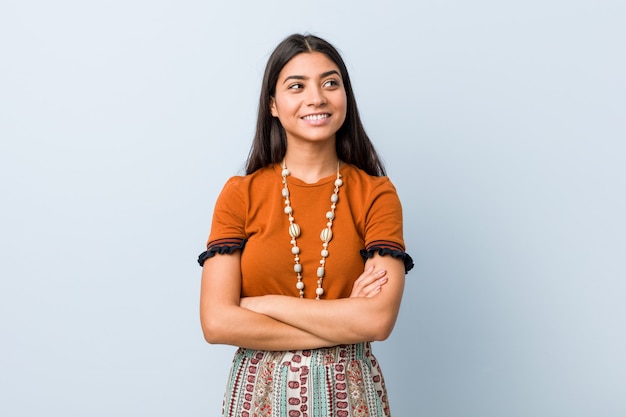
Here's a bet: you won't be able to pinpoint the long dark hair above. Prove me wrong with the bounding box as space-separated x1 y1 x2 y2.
245 34 386 177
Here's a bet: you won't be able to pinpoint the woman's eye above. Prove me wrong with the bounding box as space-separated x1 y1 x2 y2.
288 83 303 90
323 79 339 88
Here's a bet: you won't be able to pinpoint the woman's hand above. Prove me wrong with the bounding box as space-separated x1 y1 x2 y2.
349 265 388 298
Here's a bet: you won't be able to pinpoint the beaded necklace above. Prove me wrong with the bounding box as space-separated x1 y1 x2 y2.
281 161 343 299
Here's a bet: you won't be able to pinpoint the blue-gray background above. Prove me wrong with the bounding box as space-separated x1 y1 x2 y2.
1 0 624 416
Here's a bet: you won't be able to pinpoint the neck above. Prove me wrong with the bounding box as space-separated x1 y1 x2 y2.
283 145 340 184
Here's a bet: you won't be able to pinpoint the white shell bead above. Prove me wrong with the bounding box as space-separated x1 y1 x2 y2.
284 206 293 214
282 188 289 197
326 211 334 220
334 178 343 187
289 223 301 238
320 227 332 242
291 246 300 254
315 287 324 296
317 266 325 277
282 168 290 177
331 194 339 203
296 281 304 290
294 264 303 273
321 249 329 257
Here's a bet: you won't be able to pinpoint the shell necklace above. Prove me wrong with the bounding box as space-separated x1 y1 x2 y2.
281 161 343 299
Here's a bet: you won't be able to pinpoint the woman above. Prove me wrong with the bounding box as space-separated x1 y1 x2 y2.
198 34 413 417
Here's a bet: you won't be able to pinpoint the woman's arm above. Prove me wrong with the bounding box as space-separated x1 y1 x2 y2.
200 252 337 350
240 253 405 345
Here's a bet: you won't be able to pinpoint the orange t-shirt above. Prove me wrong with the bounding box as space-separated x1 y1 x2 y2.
202 163 410 299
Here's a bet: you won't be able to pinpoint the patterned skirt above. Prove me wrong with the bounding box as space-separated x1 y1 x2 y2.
221 342 390 417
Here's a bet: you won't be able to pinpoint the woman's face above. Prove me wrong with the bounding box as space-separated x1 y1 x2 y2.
270 52 347 147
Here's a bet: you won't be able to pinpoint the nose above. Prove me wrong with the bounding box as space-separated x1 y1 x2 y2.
306 86 327 106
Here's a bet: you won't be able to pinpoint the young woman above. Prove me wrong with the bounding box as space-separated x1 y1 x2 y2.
198 33 413 417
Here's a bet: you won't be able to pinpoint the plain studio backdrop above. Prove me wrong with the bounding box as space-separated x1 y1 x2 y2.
1 1 624 416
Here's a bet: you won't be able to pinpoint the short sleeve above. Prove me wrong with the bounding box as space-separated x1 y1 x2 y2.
197 177 248 266
359 179 414 273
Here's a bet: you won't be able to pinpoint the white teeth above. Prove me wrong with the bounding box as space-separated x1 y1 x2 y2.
303 114 329 121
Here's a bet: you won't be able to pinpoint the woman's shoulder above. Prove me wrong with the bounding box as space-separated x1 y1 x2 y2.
221 165 277 190
214 165 277 212
343 164 396 192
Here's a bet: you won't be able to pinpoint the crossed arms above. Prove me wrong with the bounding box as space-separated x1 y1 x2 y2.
199 252 405 351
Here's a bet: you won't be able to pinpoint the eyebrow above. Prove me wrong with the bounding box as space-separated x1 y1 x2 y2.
282 70 341 84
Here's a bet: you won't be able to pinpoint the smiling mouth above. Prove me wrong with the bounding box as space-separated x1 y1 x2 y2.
302 113 330 121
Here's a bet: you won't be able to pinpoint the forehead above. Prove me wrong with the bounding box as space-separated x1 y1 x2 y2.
278 52 341 79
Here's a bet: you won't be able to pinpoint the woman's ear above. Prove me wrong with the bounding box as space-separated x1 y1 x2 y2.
270 97 278 117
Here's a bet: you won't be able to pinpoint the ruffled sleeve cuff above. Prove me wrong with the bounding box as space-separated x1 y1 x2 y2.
197 238 247 266
360 240 414 273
